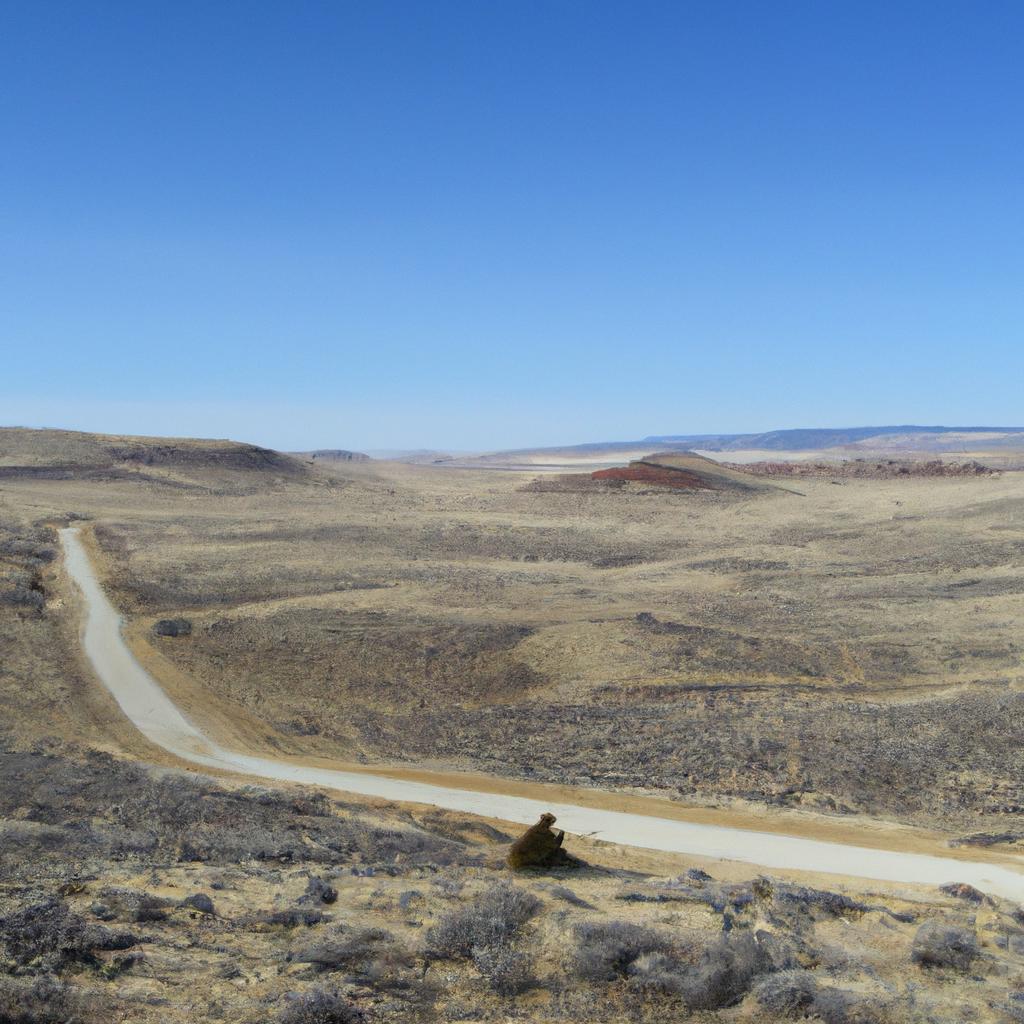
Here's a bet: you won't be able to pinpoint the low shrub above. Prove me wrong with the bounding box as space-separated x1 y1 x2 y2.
570 920 675 982
0 537 56 563
811 987 894 1024
471 943 536 996
277 988 364 1024
0 584 44 610
304 876 339 905
426 883 540 959
0 899 136 972
134 895 170 923
263 908 330 928
911 919 977 971
680 931 775 1010
0 742 471 874
180 892 215 915
752 969 819 1015
293 927 400 974
0 975 88 1024
548 884 593 908
627 951 688 995
90 888 169 923
753 970 893 1023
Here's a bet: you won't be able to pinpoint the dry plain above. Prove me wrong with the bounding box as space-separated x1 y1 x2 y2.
3 427 1024 1023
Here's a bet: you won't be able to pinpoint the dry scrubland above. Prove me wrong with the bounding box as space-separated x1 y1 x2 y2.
3 427 1024 1022
36 443 1024 834
8 738 1024 1024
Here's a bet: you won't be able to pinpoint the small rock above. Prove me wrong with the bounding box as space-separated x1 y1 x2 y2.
303 877 338 905
180 892 215 915
939 882 987 904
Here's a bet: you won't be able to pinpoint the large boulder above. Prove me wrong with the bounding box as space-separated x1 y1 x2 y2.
507 813 578 870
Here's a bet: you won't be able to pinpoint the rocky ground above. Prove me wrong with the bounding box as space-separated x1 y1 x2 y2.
4 738 1024 1024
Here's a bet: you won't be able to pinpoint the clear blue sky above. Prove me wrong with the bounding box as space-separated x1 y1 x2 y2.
2 2 1022 451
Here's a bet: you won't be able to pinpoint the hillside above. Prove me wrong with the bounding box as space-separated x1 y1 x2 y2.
0 427 310 492
591 451 782 492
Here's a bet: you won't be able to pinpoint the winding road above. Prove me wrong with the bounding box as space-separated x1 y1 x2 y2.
60 527 1024 901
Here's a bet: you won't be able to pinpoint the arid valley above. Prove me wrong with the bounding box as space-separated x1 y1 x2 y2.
2 425 1024 1023
10 3 1024 1019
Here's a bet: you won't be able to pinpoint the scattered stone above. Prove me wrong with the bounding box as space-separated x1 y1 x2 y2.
180 892 215 915
303 876 338 905
939 882 988 904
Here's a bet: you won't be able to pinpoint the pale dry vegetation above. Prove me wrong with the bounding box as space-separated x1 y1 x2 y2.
11 444 1018 834
3 737 1024 1023
3 428 1024 1020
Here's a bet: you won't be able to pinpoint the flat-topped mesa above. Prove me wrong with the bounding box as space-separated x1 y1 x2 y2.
294 449 371 463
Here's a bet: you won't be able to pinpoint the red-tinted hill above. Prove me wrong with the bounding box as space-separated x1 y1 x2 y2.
592 451 779 492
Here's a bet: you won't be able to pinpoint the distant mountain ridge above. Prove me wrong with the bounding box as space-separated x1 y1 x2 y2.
643 426 1024 452
454 424 1024 469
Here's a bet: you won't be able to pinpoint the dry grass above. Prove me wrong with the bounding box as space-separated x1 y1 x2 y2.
2 431 1024 832
2 427 1024 1021
0 737 1021 1023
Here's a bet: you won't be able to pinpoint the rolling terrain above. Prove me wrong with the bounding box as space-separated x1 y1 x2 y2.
444 425 1024 471
3 425 1024 1022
